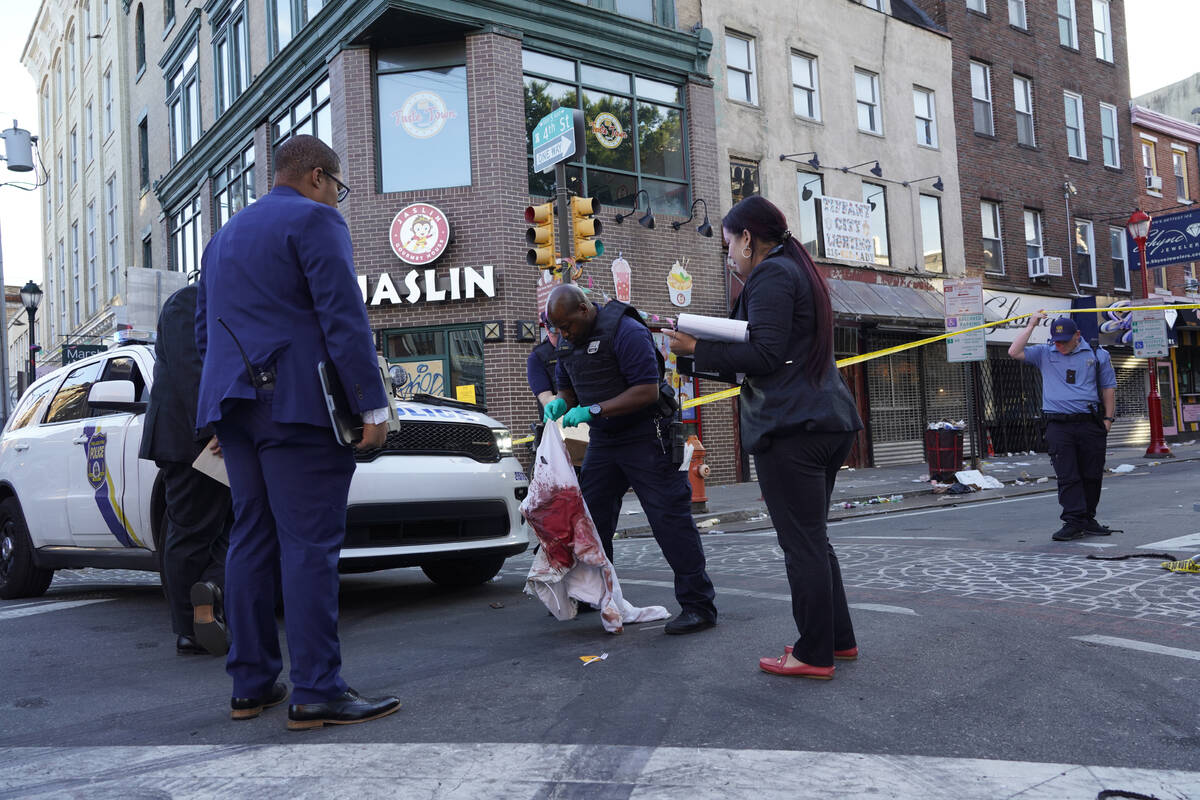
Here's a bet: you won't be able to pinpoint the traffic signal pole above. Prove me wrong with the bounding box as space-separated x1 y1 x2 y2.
554 161 574 285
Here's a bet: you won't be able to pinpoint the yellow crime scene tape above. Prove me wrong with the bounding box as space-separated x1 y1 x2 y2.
510 302 1200 442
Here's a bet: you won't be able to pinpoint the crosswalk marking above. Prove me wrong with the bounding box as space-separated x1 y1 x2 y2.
1138 532 1200 551
0 598 113 621
1073 634 1200 662
0 743 1196 799
618 579 919 615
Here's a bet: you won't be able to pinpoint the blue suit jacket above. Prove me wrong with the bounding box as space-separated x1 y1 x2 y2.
195 186 386 431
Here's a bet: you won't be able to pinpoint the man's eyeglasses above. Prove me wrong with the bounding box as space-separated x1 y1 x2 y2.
320 169 351 203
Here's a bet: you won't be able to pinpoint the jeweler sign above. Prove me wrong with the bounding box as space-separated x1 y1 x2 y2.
1126 207 1200 270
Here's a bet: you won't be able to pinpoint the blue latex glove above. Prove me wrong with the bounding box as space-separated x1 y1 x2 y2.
562 405 594 428
543 397 568 422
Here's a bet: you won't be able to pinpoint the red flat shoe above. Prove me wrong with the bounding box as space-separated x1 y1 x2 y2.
784 645 859 661
759 653 834 679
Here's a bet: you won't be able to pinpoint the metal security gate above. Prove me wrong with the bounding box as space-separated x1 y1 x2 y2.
1110 353 1150 447
980 346 1044 454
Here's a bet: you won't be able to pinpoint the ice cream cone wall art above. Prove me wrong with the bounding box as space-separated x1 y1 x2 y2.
667 259 692 307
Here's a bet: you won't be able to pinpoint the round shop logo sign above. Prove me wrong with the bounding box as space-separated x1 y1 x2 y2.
390 203 451 265
395 91 456 139
591 112 627 150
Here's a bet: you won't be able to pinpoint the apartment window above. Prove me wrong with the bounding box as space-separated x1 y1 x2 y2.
85 103 94 162
58 240 67 333
84 2 93 60
730 159 759 205
137 119 149 190
1109 227 1129 291
981 200 1003 274
135 4 145 71
164 0 174 29
379 45 471 193
1057 0 1078 48
913 87 937 147
213 143 256 227
103 0 110 24
1024 209 1044 261
919 195 943 273
103 68 112 135
66 26 75 93
55 57 63 117
167 44 200 164
41 87 50 134
797 173 824 258
970 62 993 135
858 0 883 9
1064 91 1085 159
1099 103 1119 167
862 181 889 266
1009 0 1026 28
1014 75 1035 146
523 52 689 215
142 234 153 270
1142 139 1157 190
71 222 81 325
168 196 201 274
56 151 63 206
1153 265 1168 292
967 0 986 12
1092 0 1113 62
725 33 757 105
855 69 882 134
86 202 98 313
1173 149 1190 201
271 0 331 55
1074 218 1096 286
105 176 119 297
214 3 250 116
273 76 332 155
791 52 819 120
70 128 78 185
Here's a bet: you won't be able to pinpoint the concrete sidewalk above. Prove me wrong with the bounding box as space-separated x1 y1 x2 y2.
615 438 1200 537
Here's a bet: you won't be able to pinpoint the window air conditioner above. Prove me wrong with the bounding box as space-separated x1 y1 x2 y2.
1146 174 1163 191
1028 256 1063 279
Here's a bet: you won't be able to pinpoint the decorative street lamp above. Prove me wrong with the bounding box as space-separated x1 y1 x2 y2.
1125 210 1172 457
19 280 42 387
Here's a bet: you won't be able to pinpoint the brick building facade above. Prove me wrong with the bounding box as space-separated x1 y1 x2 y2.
121 0 736 481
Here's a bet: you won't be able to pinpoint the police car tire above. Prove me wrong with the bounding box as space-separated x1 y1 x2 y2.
421 555 506 588
0 498 53 600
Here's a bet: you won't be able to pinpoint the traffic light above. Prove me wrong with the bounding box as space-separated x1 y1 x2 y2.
525 201 556 269
569 196 604 262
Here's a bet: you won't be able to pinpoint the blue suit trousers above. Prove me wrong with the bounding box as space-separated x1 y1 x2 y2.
215 392 355 704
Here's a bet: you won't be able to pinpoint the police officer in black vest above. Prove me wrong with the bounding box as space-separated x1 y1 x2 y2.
527 312 560 417
544 284 718 635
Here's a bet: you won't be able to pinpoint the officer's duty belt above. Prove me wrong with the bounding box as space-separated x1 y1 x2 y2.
1043 412 1095 422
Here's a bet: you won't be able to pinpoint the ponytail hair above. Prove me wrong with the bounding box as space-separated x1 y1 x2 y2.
722 195 834 383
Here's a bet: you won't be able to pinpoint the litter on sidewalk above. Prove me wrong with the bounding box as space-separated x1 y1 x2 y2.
953 469 1004 490
1110 464 1136 473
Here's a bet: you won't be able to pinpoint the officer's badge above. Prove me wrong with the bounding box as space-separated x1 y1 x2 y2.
587 340 600 354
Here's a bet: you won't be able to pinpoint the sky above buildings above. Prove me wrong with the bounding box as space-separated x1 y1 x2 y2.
0 0 1198 289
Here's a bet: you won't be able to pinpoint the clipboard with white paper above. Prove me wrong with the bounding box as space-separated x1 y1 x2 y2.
676 313 749 343
192 437 230 487
318 361 364 447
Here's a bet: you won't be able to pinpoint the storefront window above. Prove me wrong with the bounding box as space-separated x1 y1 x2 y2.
377 44 471 194
523 50 689 215
385 325 486 403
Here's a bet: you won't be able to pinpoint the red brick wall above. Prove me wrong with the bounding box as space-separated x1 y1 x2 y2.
913 0 1139 296
1131 122 1200 297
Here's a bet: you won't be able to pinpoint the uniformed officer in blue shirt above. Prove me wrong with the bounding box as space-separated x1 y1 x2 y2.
1009 312 1118 541
544 284 718 634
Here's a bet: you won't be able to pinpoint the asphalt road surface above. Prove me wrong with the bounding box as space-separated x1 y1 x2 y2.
2 461 1199 799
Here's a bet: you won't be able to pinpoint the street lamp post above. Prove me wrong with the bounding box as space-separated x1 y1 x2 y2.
1125 210 1172 457
19 281 42 388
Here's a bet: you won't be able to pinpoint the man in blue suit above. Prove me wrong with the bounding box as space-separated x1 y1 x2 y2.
196 134 400 731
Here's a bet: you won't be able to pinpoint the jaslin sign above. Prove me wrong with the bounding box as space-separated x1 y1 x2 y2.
357 202 496 305
1126 207 1200 270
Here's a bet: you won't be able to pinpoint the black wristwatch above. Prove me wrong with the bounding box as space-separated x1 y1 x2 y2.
589 403 602 418
1103 416 1116 422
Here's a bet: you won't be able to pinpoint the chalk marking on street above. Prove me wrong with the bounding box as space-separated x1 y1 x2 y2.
0 598 113 621
1073 635 1200 662
2 742 1197 800
1077 542 1117 549
828 493 1057 525
833 536 967 541
1138 532 1200 551
619 579 918 615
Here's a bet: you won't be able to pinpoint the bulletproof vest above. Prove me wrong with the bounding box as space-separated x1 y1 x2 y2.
557 301 658 429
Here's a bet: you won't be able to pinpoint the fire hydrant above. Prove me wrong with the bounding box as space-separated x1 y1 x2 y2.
686 435 710 512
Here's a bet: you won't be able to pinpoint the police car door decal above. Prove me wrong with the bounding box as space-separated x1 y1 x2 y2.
83 425 143 548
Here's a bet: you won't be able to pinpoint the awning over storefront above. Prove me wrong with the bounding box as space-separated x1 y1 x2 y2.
828 278 944 327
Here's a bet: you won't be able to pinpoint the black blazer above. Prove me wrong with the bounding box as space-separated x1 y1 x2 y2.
692 251 862 454
139 284 209 464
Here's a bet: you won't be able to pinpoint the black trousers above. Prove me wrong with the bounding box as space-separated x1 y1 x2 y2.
1045 419 1107 527
580 432 718 620
754 430 857 668
158 460 232 636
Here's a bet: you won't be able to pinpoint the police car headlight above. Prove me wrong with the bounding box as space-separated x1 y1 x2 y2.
492 428 513 456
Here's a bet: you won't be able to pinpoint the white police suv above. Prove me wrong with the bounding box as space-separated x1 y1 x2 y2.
0 344 530 599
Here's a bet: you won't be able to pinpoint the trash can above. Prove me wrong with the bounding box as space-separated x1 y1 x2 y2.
924 428 963 482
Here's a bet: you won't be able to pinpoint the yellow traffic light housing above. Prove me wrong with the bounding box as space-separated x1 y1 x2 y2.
570 196 604 262
525 201 556 269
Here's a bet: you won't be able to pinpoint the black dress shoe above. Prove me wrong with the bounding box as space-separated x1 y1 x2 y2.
231 681 290 720
664 609 717 635
176 634 207 655
287 688 401 731
1052 524 1086 541
190 581 229 657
